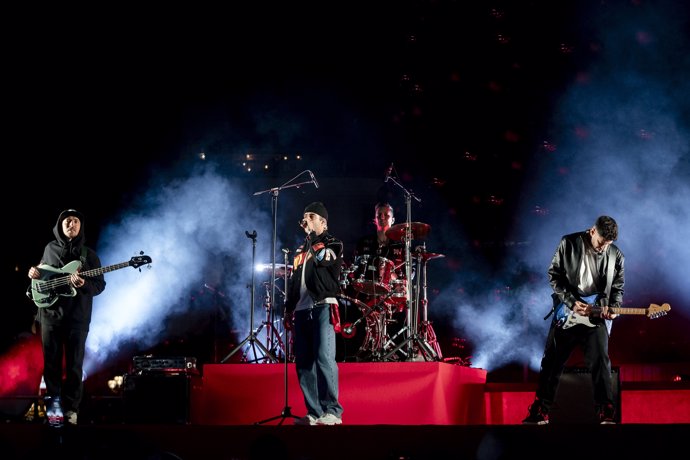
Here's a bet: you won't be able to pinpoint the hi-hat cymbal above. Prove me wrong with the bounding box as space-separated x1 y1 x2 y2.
414 252 445 262
385 222 431 241
256 263 292 277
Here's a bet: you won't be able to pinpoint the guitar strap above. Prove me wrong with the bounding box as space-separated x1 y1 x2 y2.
80 246 87 266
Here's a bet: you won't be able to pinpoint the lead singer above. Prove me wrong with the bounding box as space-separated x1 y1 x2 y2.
284 201 345 425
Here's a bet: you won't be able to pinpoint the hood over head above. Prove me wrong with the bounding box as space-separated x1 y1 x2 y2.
53 208 86 245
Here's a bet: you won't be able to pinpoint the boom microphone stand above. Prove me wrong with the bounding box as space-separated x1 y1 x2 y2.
381 174 437 361
221 231 276 363
254 170 318 425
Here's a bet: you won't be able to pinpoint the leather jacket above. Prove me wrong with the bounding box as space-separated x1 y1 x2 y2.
547 230 625 311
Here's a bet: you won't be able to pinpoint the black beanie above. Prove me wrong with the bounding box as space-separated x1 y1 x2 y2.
304 202 328 221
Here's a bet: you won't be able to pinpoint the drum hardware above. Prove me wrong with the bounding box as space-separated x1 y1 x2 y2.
221 230 279 364
255 262 292 278
339 261 356 291
338 292 402 362
248 280 288 362
340 292 392 339
414 244 444 360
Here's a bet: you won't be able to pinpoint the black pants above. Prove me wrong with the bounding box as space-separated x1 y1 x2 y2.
40 321 89 412
535 322 614 411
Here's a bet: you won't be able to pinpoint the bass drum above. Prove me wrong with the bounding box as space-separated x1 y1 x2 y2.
334 294 371 362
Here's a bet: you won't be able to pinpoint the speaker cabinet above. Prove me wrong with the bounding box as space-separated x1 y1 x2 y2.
123 372 198 424
549 366 620 424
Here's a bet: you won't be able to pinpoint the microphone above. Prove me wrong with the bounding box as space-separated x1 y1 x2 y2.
384 163 394 182
309 170 319 189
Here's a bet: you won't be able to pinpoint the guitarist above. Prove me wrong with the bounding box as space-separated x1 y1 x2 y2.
523 215 624 425
27 209 106 427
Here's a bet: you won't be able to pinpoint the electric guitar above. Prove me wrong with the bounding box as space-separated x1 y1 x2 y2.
28 254 152 308
555 294 670 329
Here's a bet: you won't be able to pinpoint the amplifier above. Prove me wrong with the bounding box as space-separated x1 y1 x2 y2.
550 366 621 424
123 372 200 424
132 355 199 374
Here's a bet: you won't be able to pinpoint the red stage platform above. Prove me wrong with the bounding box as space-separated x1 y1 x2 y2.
192 362 690 425
193 362 488 425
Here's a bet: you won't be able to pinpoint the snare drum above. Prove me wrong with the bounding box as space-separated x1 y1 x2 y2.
352 256 394 296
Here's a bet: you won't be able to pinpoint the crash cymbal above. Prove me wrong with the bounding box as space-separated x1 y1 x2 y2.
385 222 431 241
414 252 445 262
256 263 292 277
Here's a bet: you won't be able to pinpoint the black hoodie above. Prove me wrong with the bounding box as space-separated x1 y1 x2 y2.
37 209 106 327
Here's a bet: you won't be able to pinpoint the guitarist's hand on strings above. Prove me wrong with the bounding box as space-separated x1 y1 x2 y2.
69 273 85 288
28 266 40 279
575 300 618 320
573 300 590 317
600 305 618 320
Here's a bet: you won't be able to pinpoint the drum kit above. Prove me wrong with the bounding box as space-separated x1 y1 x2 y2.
338 222 444 362
244 221 444 363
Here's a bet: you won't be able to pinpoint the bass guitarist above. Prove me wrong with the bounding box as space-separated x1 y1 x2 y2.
523 215 623 425
27 209 106 427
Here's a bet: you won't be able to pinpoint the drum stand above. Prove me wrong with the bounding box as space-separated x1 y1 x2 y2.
245 281 287 363
415 246 443 360
220 230 277 364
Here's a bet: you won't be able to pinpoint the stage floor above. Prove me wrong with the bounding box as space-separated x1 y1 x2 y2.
2 361 690 459
2 423 689 460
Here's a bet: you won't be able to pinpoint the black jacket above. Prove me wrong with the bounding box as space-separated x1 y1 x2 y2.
37 210 106 327
285 231 343 314
547 230 625 311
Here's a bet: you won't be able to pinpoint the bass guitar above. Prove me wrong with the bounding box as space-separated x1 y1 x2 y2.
28 253 152 308
555 294 670 329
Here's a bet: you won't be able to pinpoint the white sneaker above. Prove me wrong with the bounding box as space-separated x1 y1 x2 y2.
316 413 342 425
294 414 318 426
65 411 77 425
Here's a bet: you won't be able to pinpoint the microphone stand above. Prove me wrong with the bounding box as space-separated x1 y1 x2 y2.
254 170 316 425
381 176 437 361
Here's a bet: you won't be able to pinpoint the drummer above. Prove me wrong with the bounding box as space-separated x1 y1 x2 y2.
353 202 404 264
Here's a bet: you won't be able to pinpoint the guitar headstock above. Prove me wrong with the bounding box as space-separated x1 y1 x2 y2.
647 303 671 319
130 254 152 268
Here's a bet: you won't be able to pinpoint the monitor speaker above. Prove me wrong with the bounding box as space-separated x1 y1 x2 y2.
123 372 197 424
549 366 620 424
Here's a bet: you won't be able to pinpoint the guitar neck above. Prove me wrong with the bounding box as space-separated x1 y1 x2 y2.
79 262 132 278
609 307 647 316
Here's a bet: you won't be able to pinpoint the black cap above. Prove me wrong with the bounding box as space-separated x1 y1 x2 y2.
60 209 84 222
304 202 328 221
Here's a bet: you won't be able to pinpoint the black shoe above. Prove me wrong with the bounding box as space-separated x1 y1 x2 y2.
598 403 616 424
522 400 549 425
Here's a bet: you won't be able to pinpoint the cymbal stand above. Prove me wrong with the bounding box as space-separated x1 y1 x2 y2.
220 230 277 363
415 245 442 360
248 280 287 363
381 176 437 361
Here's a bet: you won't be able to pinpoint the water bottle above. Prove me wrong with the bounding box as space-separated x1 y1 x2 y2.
46 396 64 427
